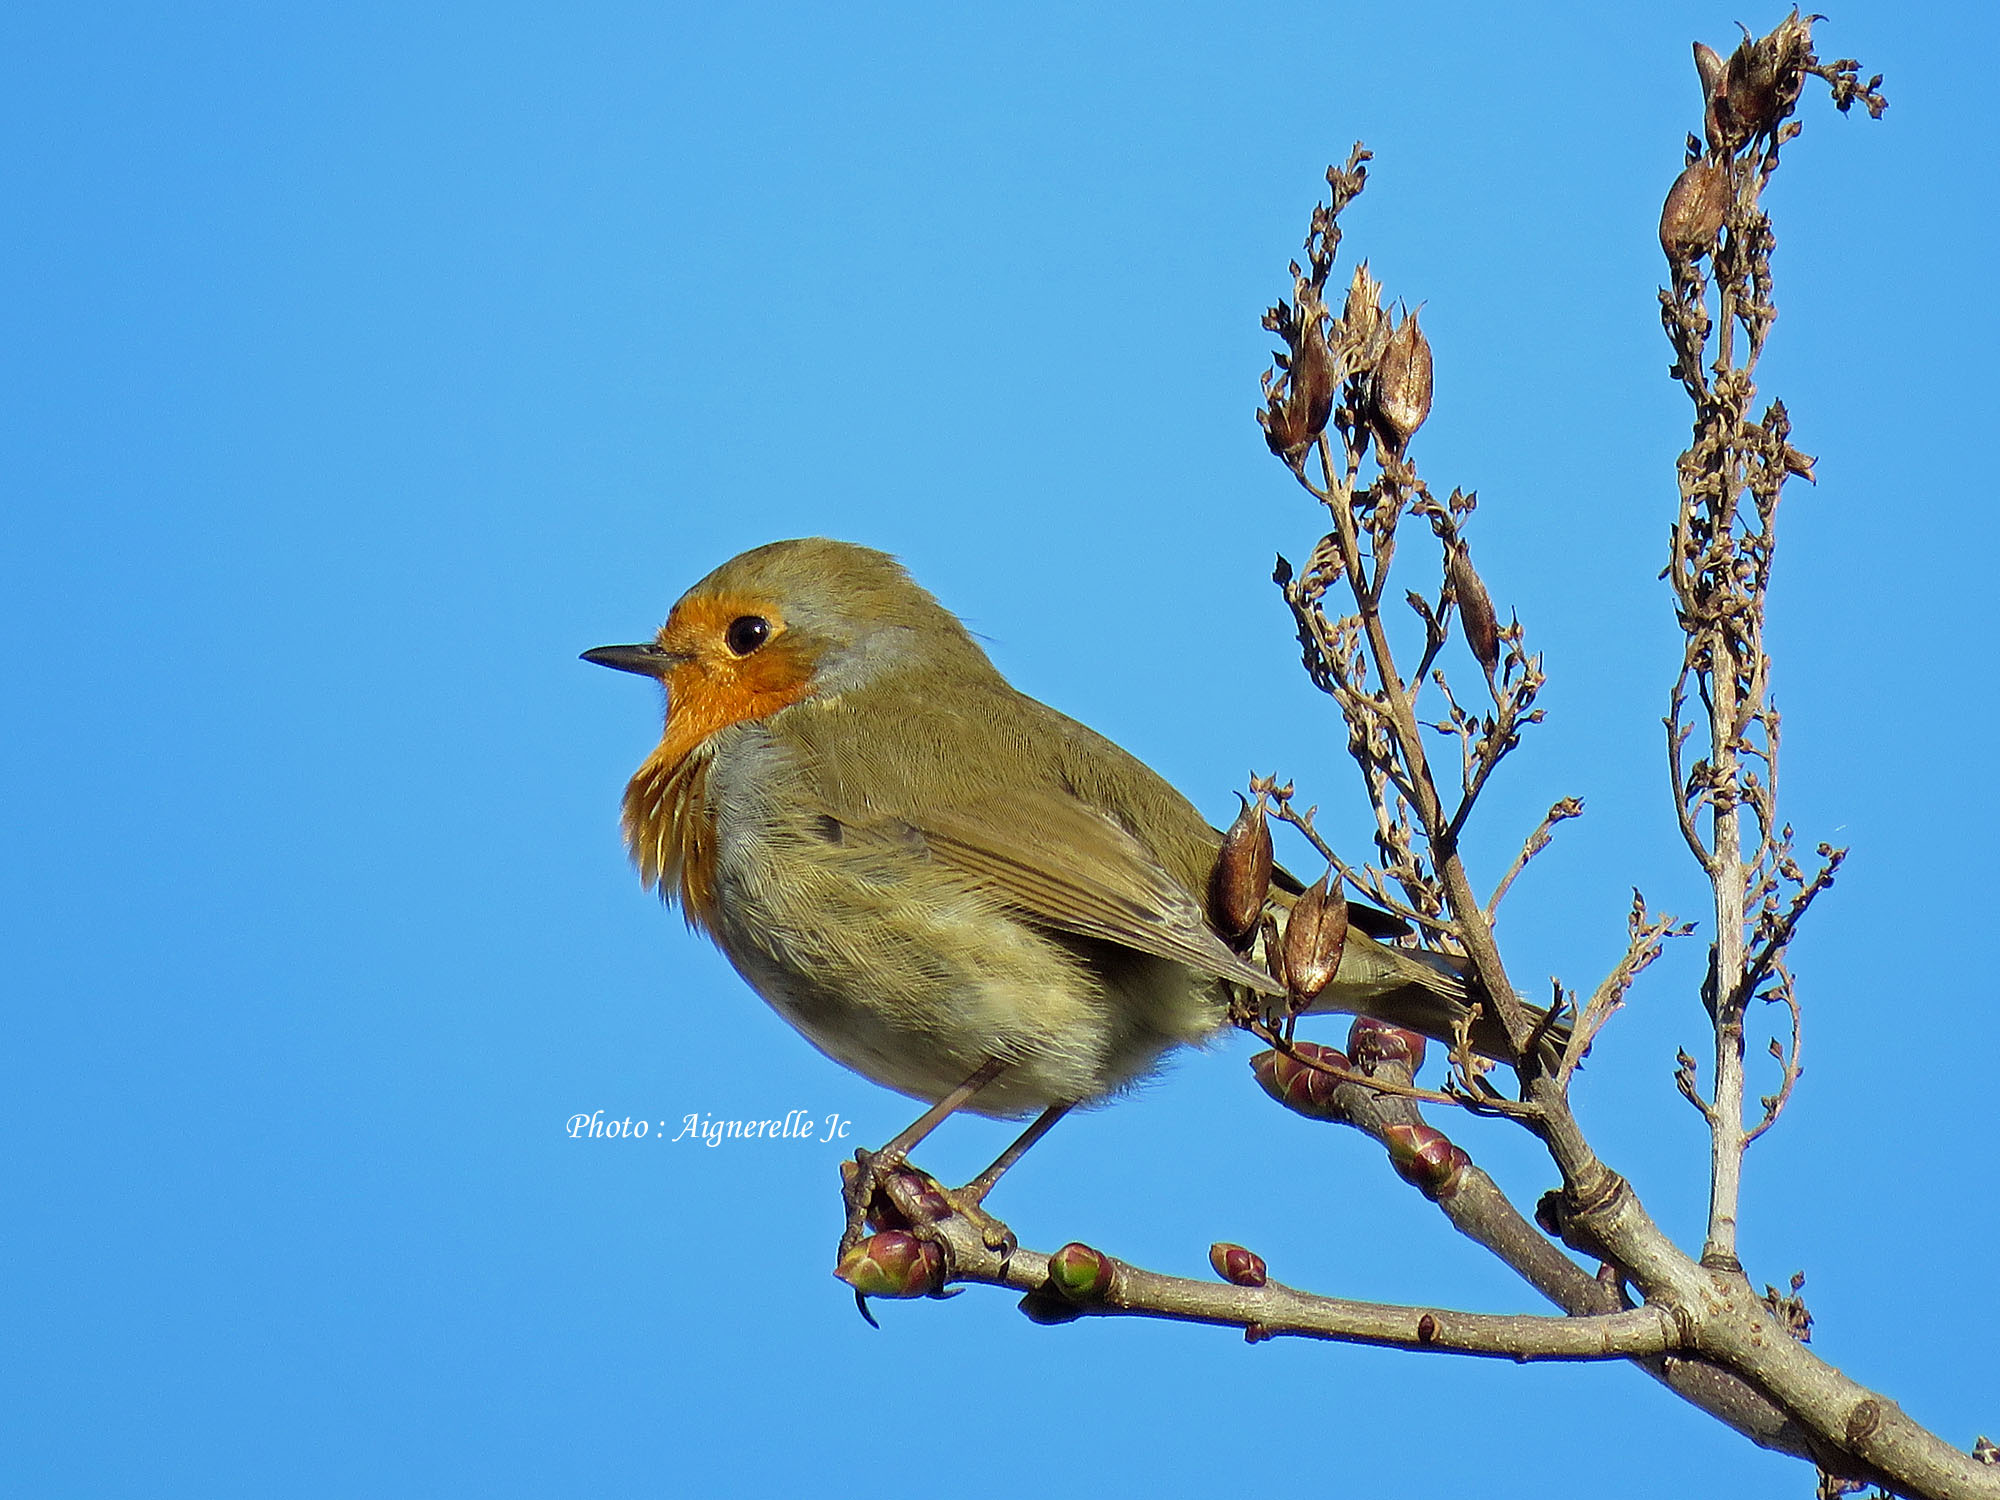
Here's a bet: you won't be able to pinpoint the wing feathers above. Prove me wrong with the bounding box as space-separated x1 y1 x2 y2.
833 790 1284 995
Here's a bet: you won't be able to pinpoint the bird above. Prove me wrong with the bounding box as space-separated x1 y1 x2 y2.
583 538 1512 1246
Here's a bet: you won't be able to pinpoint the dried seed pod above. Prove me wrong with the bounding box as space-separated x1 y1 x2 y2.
1696 38 1737 153
1348 1016 1428 1075
1700 13 1814 152
1258 388 1310 458
1447 546 1500 677
1258 293 1339 461
1249 1041 1351 1120
1292 320 1337 447
1208 1242 1268 1288
1659 161 1728 260
1281 875 1349 1004
1382 1122 1470 1200
1341 261 1384 357
1693 41 1725 101
1368 311 1433 455
1210 797 1274 942
1046 1241 1118 1303
834 1231 944 1298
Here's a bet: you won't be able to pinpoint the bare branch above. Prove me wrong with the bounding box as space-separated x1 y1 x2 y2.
1487 796 1585 919
1558 892 1696 1085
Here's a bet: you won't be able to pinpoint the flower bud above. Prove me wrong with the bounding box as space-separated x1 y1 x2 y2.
1368 311 1433 454
1381 1122 1470 1200
1250 1040 1351 1121
1447 547 1500 678
1659 161 1728 261
1208 1242 1268 1288
1348 1016 1427 1075
1046 1241 1118 1303
834 1231 944 1298
1211 797 1274 942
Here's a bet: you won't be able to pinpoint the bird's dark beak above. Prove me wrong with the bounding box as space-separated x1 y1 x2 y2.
580 642 686 678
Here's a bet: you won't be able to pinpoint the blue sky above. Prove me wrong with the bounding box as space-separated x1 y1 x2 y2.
5 2 1995 1495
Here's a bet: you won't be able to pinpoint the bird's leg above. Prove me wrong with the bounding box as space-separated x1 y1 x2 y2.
840 1057 1006 1256
962 1101 1073 1200
935 1101 1074 1250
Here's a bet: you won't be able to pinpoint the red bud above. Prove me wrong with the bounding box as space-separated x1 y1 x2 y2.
1382 1122 1470 1200
1348 1017 1428 1075
834 1232 944 1298
1208 1242 1269 1288
1250 1041 1352 1121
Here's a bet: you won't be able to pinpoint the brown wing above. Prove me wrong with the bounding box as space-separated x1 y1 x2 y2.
833 788 1284 996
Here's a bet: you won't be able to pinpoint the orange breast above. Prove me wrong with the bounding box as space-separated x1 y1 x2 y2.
621 620 814 931
623 740 720 931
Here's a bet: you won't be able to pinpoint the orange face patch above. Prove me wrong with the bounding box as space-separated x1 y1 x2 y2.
653 593 818 764
620 592 819 930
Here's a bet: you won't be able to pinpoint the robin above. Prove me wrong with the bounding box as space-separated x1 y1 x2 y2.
584 538 1510 1249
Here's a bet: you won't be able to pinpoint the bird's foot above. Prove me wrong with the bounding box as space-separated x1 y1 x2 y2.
837 1145 903 1258
835 1156 1018 1325
924 1173 1017 1253
839 1154 1016 1254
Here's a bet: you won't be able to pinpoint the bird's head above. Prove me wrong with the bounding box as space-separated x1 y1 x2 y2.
583 537 997 761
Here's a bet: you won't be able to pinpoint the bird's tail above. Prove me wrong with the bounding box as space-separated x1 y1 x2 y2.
1297 942 1570 1069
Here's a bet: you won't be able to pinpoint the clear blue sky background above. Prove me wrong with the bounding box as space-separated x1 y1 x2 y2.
6 3 1994 1495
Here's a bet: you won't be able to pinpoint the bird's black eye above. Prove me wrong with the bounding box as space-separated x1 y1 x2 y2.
725 615 771 656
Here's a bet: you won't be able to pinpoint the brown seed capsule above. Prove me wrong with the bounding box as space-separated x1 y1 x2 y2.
1249 1041 1351 1120
1211 797 1273 942
1446 546 1500 677
1342 261 1384 357
1693 41 1725 99
1369 311 1433 455
1281 875 1349 1005
1259 384 1309 458
1701 13 1815 153
1694 40 1731 153
1659 161 1728 260
1348 1016 1427 1075
834 1231 944 1298
1258 294 1339 461
1209 1242 1269 1288
1292 321 1337 448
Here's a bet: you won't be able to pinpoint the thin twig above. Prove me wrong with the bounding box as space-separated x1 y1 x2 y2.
1487 797 1585 919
